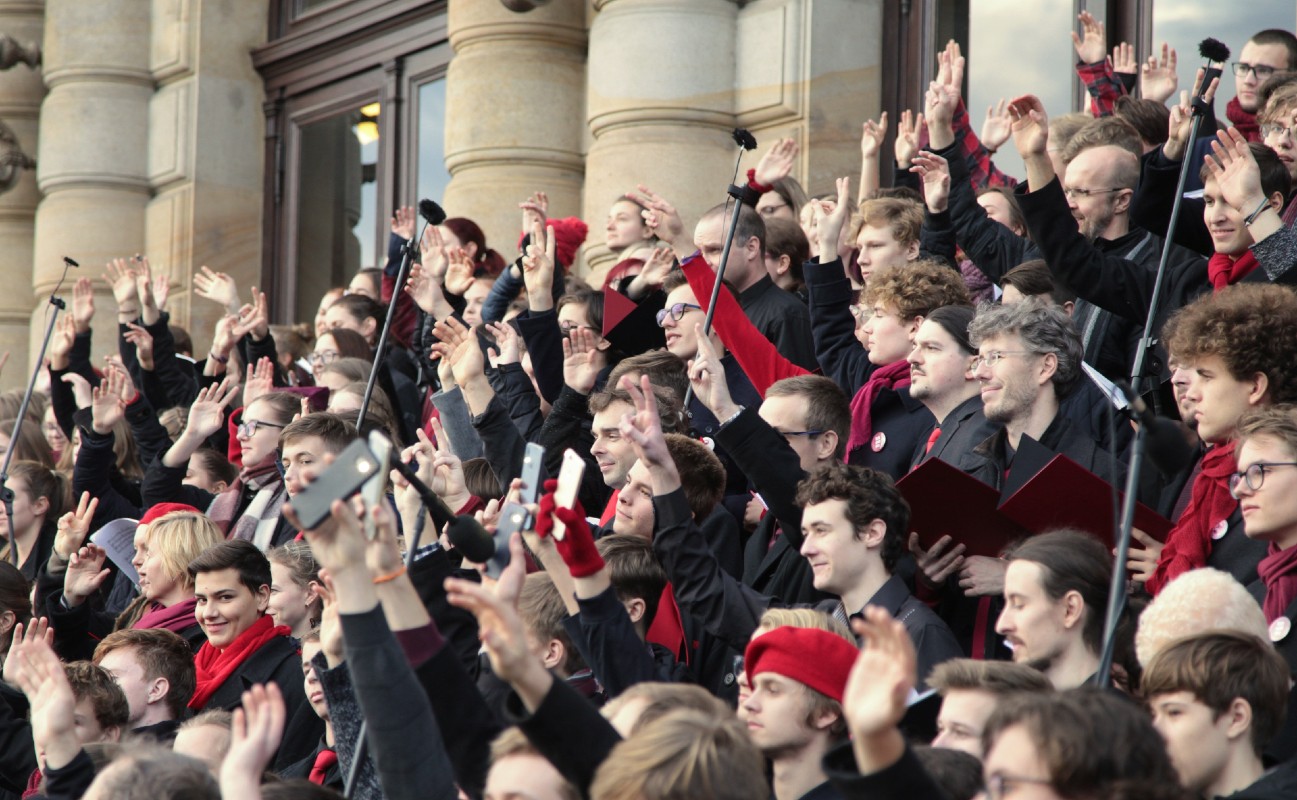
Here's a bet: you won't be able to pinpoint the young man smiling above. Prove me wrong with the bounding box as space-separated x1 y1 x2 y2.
187 539 319 769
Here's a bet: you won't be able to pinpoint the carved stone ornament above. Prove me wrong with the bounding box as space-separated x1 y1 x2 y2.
0 35 39 70
0 119 35 195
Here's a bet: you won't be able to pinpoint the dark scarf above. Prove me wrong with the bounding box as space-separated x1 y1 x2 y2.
1258 543 1297 623
1146 442 1237 595
845 359 911 457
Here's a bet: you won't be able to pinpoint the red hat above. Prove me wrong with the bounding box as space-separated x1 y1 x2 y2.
516 216 588 271
139 502 200 527
743 626 859 703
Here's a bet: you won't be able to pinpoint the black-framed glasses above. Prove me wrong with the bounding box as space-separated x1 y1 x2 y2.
985 774 1053 800
971 350 1038 370
1261 123 1297 141
237 419 287 439
655 302 702 327
1063 186 1124 200
1232 62 1284 79
1229 462 1297 498
559 322 597 336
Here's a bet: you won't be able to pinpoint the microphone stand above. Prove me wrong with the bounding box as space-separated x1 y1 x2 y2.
1 258 75 569
1093 59 1222 689
681 128 757 412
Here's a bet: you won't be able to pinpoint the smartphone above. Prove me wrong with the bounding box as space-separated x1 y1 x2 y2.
519 442 546 505
550 449 585 542
290 439 379 531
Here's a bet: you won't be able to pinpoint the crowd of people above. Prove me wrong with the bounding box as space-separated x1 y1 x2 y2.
1 13 1297 800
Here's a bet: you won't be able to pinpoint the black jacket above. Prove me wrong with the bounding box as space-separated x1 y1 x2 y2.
909 394 995 470
963 411 1116 492
823 741 951 800
738 275 817 371
280 740 342 791
501 677 621 798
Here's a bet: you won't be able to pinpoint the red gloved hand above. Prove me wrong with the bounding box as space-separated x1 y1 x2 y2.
535 480 604 577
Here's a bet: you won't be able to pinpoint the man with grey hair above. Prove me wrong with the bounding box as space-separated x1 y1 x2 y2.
964 300 1116 490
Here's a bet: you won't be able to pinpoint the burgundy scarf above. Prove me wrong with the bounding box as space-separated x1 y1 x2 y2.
1146 442 1238 595
845 360 911 458
207 457 284 541
1258 543 1297 623
1208 251 1260 291
133 597 198 634
1227 98 1261 143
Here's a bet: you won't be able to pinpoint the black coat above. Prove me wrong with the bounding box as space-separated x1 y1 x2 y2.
963 411 1117 492
909 394 995 470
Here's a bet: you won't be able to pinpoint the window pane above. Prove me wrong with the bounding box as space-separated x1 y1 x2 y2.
1154 1 1294 113
294 104 380 324
417 79 451 206
967 0 1074 181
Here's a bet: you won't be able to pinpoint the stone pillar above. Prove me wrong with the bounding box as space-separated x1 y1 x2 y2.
584 0 741 277
145 0 266 355
443 0 587 268
0 3 42 391
33 0 152 365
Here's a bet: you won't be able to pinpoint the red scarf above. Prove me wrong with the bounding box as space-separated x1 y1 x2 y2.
189 615 290 710
646 583 689 666
845 360 912 458
1226 98 1261 143
1146 442 1238 595
1258 543 1297 623
133 597 199 634
1208 251 1260 291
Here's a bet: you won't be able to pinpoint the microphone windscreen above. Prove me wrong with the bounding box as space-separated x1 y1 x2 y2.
1199 38 1230 63
63 256 79 268
731 128 757 151
419 199 447 226
446 515 495 563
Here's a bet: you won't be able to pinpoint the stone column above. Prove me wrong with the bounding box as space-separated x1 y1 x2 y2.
584 0 741 277
145 0 266 356
443 0 587 268
0 2 43 391
33 0 151 366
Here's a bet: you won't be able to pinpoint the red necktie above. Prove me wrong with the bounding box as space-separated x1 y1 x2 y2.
924 426 942 455
309 749 338 785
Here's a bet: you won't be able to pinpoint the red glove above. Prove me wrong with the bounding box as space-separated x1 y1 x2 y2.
536 480 605 578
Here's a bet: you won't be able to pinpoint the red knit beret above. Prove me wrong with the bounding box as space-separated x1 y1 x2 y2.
743 626 860 703
139 502 200 527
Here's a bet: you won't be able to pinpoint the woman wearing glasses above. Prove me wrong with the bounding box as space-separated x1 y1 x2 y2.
142 383 301 548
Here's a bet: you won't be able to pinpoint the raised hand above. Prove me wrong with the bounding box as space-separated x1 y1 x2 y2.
316 574 345 667
640 245 677 287
90 374 127 434
925 81 958 142
1207 127 1268 213
444 246 476 297
431 316 486 390
184 376 240 441
243 357 275 408
104 258 139 317
7 623 81 770
1111 41 1137 75
220 683 286 799
426 416 469 508
631 185 688 253
70 277 95 335
485 321 521 368
284 491 368 578
53 492 98 568
687 323 738 420
194 266 241 314
894 109 924 169
2 618 50 687
521 220 557 312
754 138 798 187
1141 43 1179 104
419 224 450 281
910 151 952 214
48 315 75 371
1008 94 1049 158
123 322 155 371
519 191 549 235
405 261 448 317
61 372 93 410
939 40 965 102
812 176 852 262
980 99 1013 153
1071 11 1107 64
391 205 416 241
231 288 270 342
63 544 111 607
562 326 605 395
618 374 674 474
844 607 915 773
134 256 160 325
444 533 540 687
104 359 139 404
153 271 170 312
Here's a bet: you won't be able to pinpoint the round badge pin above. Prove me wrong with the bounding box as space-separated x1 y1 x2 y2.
701 436 716 451
871 432 886 452
1271 617 1291 643
1210 519 1229 540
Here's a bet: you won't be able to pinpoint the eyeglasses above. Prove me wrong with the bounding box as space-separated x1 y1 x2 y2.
655 302 702 327
971 350 1038 370
237 419 287 439
559 322 597 336
1233 62 1285 79
1063 187 1124 200
308 350 340 366
985 774 1053 800
775 429 824 439
1261 123 1297 141
1229 462 1297 498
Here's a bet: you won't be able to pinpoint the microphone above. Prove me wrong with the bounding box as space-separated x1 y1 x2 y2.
1116 382 1197 478
731 128 757 151
1195 38 1230 110
419 199 447 226
62 257 78 268
446 516 511 577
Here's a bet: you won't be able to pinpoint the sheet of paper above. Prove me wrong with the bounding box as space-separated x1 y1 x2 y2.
91 518 139 586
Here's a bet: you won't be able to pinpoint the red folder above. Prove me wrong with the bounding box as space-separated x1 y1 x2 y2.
897 458 1027 558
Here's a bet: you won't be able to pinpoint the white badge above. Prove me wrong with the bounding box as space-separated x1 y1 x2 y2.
871 432 887 452
1271 617 1291 643
1210 519 1229 540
